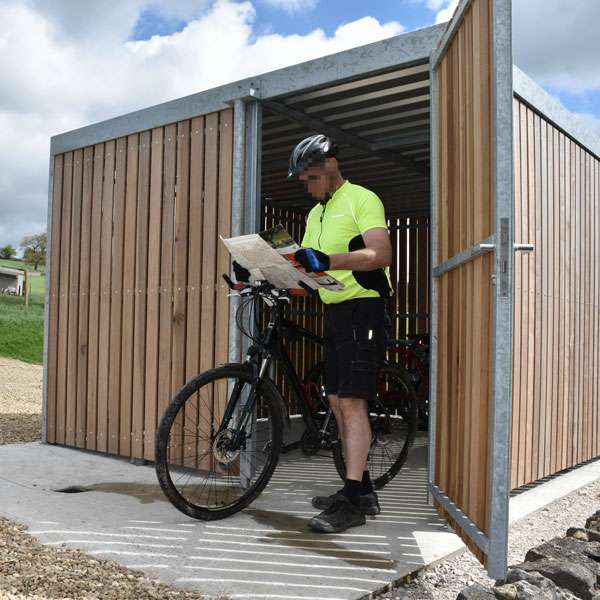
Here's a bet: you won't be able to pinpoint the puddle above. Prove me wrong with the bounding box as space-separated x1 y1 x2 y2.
52 482 167 504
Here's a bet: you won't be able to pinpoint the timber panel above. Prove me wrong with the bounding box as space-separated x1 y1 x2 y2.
434 0 495 564
46 109 234 460
511 98 600 488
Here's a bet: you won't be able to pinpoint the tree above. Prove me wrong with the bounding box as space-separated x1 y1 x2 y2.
0 245 16 259
20 232 47 271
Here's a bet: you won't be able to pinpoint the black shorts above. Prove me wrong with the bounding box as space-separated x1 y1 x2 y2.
323 297 388 400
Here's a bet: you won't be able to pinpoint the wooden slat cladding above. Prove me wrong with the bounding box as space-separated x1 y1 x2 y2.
263 205 430 413
511 98 600 489
434 0 495 563
46 109 234 461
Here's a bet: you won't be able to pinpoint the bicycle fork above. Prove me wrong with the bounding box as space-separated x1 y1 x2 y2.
218 356 272 451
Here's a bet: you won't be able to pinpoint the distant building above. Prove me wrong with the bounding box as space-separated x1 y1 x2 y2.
0 267 24 295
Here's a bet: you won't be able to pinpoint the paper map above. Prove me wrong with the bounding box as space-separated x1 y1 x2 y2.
221 224 344 291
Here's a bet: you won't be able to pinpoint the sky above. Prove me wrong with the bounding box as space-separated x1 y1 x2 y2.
0 0 599 253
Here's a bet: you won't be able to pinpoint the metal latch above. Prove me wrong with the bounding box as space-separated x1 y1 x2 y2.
479 242 495 251
514 243 534 252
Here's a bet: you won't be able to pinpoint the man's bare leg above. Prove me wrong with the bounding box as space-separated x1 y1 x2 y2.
328 394 346 457
338 397 371 481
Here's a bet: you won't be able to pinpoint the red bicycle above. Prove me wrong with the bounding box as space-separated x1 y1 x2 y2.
386 334 429 430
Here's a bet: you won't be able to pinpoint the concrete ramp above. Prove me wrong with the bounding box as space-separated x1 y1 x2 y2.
0 434 464 600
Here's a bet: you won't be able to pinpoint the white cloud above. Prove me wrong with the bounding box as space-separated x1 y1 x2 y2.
570 111 600 144
0 0 406 250
426 0 447 11
260 0 318 13
513 0 600 94
434 0 458 24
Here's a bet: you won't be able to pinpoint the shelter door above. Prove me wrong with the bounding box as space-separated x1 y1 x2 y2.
428 0 514 579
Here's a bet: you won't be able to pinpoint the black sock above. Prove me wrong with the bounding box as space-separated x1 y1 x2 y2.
340 478 362 505
361 470 374 494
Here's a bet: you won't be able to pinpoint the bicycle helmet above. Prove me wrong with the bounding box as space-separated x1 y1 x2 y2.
287 134 338 178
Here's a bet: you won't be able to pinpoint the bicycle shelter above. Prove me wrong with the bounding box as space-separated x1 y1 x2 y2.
44 0 600 582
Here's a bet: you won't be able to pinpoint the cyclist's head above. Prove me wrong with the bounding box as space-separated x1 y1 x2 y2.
288 134 340 200
288 134 338 178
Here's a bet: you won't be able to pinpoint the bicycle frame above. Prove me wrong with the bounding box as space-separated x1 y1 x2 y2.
216 287 325 451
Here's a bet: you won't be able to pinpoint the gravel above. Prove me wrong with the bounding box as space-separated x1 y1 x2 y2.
0 356 225 600
0 517 226 600
0 356 42 445
374 478 600 600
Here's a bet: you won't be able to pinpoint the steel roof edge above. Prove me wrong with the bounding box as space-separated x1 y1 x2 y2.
50 24 445 156
513 65 600 159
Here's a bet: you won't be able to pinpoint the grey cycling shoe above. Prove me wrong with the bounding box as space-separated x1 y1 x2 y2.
312 491 381 516
308 494 366 533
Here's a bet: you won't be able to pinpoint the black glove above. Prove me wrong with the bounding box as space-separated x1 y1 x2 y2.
232 260 251 283
295 248 330 273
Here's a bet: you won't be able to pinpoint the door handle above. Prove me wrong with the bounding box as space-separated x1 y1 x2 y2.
514 243 534 252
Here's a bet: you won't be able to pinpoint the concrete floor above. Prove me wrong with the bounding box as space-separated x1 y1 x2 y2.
0 433 464 600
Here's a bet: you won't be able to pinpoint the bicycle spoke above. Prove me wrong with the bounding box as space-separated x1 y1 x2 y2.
157 368 279 514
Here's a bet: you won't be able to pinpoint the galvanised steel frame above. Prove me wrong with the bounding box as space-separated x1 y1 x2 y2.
428 0 515 579
45 9 595 580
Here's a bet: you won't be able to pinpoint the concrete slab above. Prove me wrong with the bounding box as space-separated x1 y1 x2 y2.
0 433 464 600
509 457 600 524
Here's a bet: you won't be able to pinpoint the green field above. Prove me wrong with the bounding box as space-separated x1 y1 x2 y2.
0 258 45 273
0 268 45 364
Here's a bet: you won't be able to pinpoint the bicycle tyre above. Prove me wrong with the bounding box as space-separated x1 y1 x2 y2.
155 364 284 520
305 361 418 489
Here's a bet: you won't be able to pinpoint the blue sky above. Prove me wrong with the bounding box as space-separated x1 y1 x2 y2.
128 0 600 120
131 1 436 41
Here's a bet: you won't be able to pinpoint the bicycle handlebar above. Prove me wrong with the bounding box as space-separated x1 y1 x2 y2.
222 273 315 298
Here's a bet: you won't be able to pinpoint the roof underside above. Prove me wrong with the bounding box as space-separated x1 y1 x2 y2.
261 60 431 217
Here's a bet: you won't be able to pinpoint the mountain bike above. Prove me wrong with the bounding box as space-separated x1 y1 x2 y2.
387 334 430 430
155 277 418 520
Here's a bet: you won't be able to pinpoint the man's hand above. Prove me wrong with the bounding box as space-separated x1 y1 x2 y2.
232 260 251 283
295 248 330 273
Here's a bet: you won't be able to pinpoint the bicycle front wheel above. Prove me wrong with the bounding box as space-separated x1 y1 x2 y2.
155 364 284 520
333 363 418 489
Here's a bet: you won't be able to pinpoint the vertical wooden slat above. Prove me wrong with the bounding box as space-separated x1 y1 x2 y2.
185 117 205 383
171 120 191 464
547 126 560 473
76 146 94 448
200 114 219 375
86 144 104 451
66 149 83 447
47 154 64 444
408 218 418 335
119 133 139 457
398 219 408 337
107 137 127 455
417 217 428 333
558 132 567 471
539 118 549 477
215 109 234 417
97 141 115 453
56 151 73 445
157 124 177 449
132 131 150 459
144 127 163 462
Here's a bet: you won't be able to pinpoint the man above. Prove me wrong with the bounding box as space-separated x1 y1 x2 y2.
290 134 393 533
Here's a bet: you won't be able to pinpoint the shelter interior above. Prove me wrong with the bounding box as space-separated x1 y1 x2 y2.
259 58 432 409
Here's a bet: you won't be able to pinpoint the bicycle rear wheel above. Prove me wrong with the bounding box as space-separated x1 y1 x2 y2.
333 363 418 488
155 364 284 520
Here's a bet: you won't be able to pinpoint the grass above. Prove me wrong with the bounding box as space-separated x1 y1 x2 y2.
0 258 45 273
0 273 45 364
